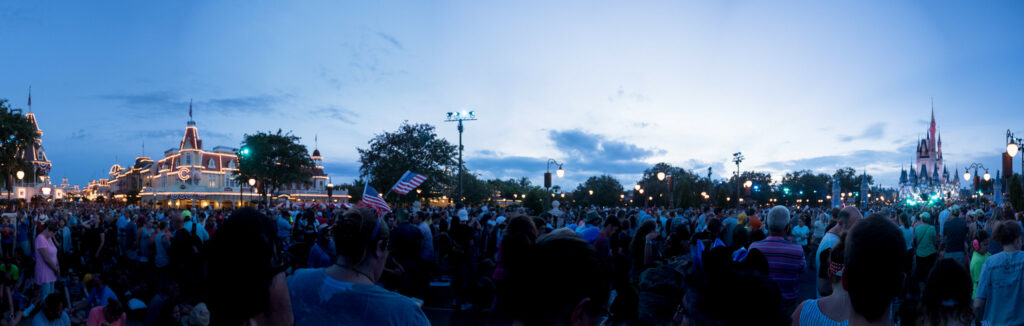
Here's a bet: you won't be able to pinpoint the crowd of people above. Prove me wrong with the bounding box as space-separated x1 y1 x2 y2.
0 196 1021 325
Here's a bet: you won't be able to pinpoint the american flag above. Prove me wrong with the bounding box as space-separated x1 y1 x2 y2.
390 170 428 195
358 184 391 217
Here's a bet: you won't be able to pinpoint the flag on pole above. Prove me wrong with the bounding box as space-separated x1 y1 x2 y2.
358 184 392 217
391 171 428 195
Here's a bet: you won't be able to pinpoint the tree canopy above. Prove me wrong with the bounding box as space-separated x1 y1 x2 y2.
357 122 458 204
234 129 315 202
0 99 38 195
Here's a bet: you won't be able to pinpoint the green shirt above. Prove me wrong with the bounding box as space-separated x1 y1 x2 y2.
914 224 937 257
0 263 18 282
971 251 991 298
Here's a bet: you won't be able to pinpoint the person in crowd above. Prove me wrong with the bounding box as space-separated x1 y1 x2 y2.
306 227 334 269
941 206 968 268
490 215 538 324
792 215 811 269
843 213 905 326
913 212 939 288
631 219 659 282
793 232 849 326
973 220 1023 325
817 207 861 297
85 298 126 326
32 293 70 326
206 207 293 326
414 211 433 263
0 217 15 258
593 216 620 267
918 258 974 326
34 222 59 300
507 230 610 326
287 206 428 325
750 206 804 311
968 230 990 298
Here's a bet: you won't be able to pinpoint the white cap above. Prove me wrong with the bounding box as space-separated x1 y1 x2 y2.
458 209 469 222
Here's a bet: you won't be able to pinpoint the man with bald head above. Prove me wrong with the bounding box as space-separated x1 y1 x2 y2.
816 206 862 297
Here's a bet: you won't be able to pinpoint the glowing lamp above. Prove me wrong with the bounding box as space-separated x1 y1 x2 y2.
248 178 256 186
15 171 23 180
588 189 594 196
1009 142 1019 157
634 184 641 191
657 172 666 181
963 171 971 181
556 166 565 178
41 187 51 196
983 171 991 181
639 189 644 194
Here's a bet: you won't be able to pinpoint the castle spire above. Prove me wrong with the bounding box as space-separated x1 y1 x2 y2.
27 85 32 113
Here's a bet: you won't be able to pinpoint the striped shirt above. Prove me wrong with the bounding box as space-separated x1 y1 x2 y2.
750 236 805 300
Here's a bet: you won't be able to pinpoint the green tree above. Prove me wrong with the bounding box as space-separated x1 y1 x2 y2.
0 99 38 203
780 170 832 206
234 129 315 204
833 167 874 195
572 175 625 208
357 122 458 204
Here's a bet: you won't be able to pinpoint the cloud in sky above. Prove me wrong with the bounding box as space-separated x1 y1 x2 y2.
312 107 360 125
100 92 286 116
838 122 886 142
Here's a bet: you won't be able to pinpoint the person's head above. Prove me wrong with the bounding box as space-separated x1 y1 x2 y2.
42 293 65 322
103 298 124 322
508 232 609 326
843 213 904 323
992 220 1023 249
838 206 863 231
766 206 789 236
206 207 292 326
797 216 806 226
411 211 425 225
334 206 390 279
602 217 621 236
43 221 58 236
973 230 991 254
920 258 974 325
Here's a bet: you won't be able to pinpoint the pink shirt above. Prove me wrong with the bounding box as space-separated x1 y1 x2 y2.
34 234 57 285
86 306 126 326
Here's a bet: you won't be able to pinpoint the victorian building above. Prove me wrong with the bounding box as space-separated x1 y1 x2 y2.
4 91 65 203
86 109 347 209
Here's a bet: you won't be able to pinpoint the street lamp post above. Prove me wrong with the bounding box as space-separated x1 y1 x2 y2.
1007 130 1023 178
248 178 257 207
963 163 990 195
328 180 334 203
657 171 675 209
732 152 744 207
446 111 477 204
545 159 564 208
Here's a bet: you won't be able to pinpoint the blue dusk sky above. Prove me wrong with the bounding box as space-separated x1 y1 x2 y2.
1 1 1022 189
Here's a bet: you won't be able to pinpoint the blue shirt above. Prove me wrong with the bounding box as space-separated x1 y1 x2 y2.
975 250 1024 325
287 268 429 326
277 216 292 240
86 285 119 309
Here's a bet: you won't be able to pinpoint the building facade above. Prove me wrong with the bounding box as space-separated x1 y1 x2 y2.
86 114 348 209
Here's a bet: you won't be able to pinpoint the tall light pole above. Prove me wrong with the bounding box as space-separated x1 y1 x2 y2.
1007 130 1022 178
733 152 744 207
657 171 674 208
248 178 257 207
963 163 990 198
446 111 477 203
545 159 564 208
